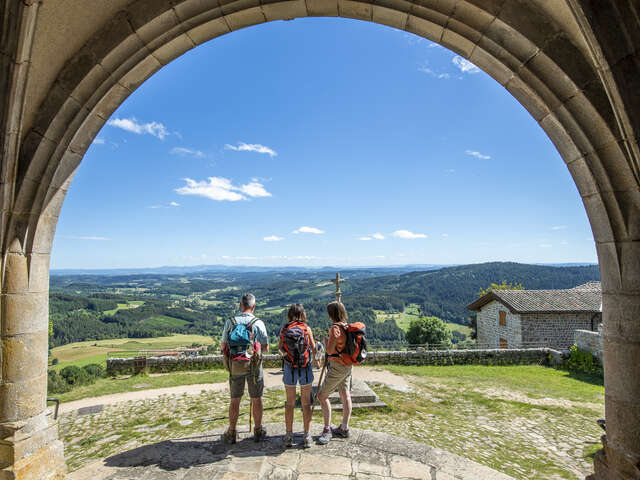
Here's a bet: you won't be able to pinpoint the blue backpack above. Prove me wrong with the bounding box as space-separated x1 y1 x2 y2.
228 317 259 357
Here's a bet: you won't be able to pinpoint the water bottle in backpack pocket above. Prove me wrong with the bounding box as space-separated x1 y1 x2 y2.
227 317 261 376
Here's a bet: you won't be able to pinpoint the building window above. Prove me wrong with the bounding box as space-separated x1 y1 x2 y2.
499 310 507 326
499 338 508 349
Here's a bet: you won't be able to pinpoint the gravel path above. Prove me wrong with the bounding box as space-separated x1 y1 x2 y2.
59 366 408 414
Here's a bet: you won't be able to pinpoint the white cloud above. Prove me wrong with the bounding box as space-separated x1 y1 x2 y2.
465 149 491 160
452 56 481 74
444 168 456 173
359 237 372 241
150 201 181 209
372 233 385 240
393 229 427 239
170 147 204 158
107 117 170 139
264 235 284 242
240 181 272 198
59 235 110 241
224 142 277 157
539 243 553 248
551 225 567 230
293 226 325 235
560 241 569 245
418 66 451 79
92 138 105 145
441 233 449 238
175 177 272 202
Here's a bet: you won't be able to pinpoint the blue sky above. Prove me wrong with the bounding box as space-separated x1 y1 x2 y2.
51 18 597 269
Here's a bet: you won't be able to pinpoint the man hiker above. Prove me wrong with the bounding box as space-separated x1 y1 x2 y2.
316 301 353 444
221 293 269 443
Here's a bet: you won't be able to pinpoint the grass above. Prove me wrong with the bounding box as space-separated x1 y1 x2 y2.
59 364 605 479
54 369 228 403
102 300 144 316
49 334 215 370
374 305 472 338
141 315 190 328
383 364 604 403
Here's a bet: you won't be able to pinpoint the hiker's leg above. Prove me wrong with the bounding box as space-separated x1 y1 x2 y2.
338 388 352 427
229 397 242 431
285 385 297 432
251 397 263 428
300 383 313 432
318 392 332 427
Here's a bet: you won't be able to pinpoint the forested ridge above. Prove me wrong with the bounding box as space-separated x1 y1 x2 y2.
49 262 599 348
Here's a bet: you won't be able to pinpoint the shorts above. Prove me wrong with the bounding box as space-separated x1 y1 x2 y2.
318 361 352 396
283 362 314 387
229 366 264 399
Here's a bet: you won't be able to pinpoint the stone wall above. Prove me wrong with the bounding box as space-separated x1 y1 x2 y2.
521 313 597 350
574 329 603 359
107 348 565 375
476 300 523 348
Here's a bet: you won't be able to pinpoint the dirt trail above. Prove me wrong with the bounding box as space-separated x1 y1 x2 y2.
58 366 407 414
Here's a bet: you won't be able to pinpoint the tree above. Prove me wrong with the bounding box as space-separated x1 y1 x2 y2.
405 316 452 346
477 280 524 297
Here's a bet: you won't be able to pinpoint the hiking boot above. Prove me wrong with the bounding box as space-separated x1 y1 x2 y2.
283 431 293 448
303 431 312 448
331 425 350 438
254 425 267 442
317 426 332 445
223 429 236 444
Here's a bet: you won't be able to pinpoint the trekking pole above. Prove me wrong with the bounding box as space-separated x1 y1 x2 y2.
249 400 252 434
310 353 328 416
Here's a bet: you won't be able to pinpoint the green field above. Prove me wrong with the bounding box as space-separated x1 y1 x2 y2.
141 315 190 328
103 300 144 316
55 370 228 403
49 334 216 371
375 304 472 337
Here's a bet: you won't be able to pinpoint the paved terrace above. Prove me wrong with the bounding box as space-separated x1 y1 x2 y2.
68 423 514 480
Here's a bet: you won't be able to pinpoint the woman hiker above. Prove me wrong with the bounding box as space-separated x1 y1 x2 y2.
278 303 320 448
316 301 353 445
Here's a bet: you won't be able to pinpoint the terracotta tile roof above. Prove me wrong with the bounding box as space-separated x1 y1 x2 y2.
467 282 602 313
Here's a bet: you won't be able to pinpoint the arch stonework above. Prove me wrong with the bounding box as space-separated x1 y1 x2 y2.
0 1 638 479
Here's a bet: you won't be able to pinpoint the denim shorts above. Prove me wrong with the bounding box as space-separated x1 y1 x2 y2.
283 362 314 387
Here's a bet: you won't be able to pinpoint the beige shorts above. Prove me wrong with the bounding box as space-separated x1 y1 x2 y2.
319 362 353 396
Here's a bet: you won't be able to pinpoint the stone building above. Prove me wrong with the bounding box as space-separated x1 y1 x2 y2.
467 282 602 350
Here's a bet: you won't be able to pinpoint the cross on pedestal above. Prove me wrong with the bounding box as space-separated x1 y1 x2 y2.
331 272 345 303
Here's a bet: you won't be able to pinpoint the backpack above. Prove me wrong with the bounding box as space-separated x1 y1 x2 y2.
335 322 367 365
227 316 261 376
280 321 312 368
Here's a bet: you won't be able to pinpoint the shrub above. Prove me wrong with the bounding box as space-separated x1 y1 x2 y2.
47 370 71 394
83 363 105 379
406 316 452 347
60 365 91 386
566 344 602 375
51 358 59 365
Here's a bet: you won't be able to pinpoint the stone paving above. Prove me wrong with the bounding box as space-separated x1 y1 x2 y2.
68 423 514 480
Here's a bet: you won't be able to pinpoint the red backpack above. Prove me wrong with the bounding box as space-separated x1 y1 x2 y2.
280 321 312 368
334 322 367 365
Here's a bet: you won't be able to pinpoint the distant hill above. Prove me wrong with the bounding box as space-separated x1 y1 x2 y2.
345 262 601 325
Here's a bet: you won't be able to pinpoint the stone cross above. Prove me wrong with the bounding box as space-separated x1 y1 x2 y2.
331 272 345 303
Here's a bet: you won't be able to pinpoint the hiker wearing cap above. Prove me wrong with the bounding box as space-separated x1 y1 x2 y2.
278 304 320 448
221 293 269 444
316 301 353 445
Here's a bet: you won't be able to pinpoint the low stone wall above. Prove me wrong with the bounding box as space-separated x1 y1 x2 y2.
364 348 564 367
107 348 565 376
574 329 603 359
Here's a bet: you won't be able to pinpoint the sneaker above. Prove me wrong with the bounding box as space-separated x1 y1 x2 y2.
223 429 236 444
317 426 332 445
254 425 267 442
283 431 293 448
303 431 312 449
331 425 350 438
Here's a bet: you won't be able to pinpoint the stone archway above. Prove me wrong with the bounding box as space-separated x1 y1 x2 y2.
0 1 638 479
